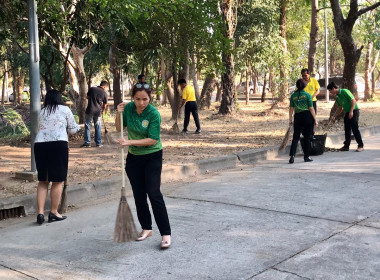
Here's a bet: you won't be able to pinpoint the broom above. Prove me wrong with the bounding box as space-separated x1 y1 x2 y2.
279 123 293 150
102 113 111 145
114 111 138 243
58 180 68 214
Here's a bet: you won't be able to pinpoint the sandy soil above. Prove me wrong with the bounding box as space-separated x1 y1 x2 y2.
1 97 380 199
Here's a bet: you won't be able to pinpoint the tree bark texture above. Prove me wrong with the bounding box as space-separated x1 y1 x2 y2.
245 68 249 105
329 0 380 94
1 71 6 105
200 75 218 110
364 42 373 101
160 58 168 105
261 72 268 103
109 42 121 108
71 45 91 123
191 53 200 102
308 0 319 74
219 0 237 115
269 68 276 102
278 0 289 102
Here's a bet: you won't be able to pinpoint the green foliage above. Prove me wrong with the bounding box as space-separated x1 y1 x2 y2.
0 109 30 138
102 110 114 122
73 114 79 124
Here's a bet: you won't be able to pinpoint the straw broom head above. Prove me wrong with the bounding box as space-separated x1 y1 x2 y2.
114 188 138 242
58 180 68 214
279 124 292 150
114 111 138 242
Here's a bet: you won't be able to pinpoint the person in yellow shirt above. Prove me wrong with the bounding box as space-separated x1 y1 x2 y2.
301 68 320 114
178 79 201 134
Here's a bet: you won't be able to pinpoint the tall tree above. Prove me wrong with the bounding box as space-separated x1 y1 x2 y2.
308 0 319 74
329 0 380 93
219 0 239 114
278 0 289 102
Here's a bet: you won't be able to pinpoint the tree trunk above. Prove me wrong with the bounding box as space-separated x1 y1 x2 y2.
191 53 200 102
218 0 237 115
1 63 7 105
278 0 289 102
269 68 276 102
13 68 26 104
364 42 373 101
71 45 91 123
308 0 319 74
329 45 337 75
261 72 268 103
329 0 380 94
178 51 189 82
160 58 168 105
109 42 121 108
216 82 222 102
1 72 6 105
245 68 249 105
200 75 217 110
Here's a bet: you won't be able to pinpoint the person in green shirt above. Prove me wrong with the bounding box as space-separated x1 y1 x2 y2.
115 84 171 249
288 79 318 164
327 82 364 152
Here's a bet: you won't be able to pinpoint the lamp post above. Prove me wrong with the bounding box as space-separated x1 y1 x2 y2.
28 0 41 172
324 2 329 102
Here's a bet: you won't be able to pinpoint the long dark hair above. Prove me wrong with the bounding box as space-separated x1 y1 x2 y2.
43 89 64 116
295 79 307 98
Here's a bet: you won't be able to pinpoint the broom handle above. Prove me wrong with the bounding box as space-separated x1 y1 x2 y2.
120 111 125 189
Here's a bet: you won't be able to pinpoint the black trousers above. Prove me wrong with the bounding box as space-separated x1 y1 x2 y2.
125 150 171 236
184 101 201 131
313 101 317 115
289 110 314 158
343 109 363 148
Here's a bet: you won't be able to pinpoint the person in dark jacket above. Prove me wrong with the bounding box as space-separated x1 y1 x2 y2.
81 81 108 148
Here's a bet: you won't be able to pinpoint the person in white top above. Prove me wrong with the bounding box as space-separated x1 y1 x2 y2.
34 89 80 225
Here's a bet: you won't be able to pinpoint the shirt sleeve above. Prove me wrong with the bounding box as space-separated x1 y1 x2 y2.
289 96 295 107
66 108 80 135
307 94 313 107
103 91 108 104
182 87 188 100
147 111 161 141
314 78 320 90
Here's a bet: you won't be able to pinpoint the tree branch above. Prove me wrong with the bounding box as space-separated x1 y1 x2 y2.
358 1 380 16
16 42 29 55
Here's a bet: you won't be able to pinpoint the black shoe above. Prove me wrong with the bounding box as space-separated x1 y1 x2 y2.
338 146 349 151
96 144 103 147
289 156 294 164
181 130 187 134
195 129 201 134
304 157 313 162
37 214 44 225
48 212 67 223
81 143 91 148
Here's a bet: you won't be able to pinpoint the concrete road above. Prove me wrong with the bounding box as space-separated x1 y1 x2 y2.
1 135 380 280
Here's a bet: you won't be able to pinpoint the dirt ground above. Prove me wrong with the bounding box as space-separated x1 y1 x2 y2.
1 96 380 199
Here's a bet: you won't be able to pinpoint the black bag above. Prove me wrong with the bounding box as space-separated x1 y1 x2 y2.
300 134 327 156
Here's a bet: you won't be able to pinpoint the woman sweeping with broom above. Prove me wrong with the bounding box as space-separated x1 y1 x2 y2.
34 89 80 224
115 83 172 249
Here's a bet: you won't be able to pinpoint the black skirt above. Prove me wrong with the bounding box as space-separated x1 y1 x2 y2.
34 141 69 182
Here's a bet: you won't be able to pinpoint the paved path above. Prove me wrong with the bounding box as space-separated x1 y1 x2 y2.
1 135 379 280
